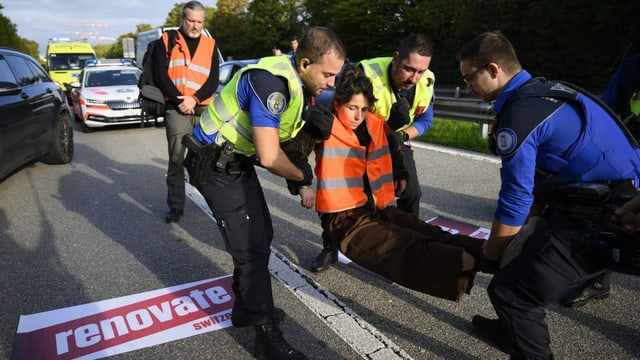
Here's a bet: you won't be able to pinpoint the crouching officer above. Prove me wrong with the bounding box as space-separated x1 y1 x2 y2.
457 31 640 359
189 27 346 360
559 33 640 307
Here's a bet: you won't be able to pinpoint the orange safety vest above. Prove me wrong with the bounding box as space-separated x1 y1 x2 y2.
315 112 396 213
163 31 215 105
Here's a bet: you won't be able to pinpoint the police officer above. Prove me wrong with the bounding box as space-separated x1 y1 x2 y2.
457 31 640 359
558 33 640 308
309 33 436 272
192 27 346 360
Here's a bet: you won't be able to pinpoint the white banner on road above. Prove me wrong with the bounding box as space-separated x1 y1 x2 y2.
14 275 234 360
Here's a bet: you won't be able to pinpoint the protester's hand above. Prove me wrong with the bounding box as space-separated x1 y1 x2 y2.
298 186 315 209
387 97 411 130
303 104 334 140
613 194 640 228
178 95 196 115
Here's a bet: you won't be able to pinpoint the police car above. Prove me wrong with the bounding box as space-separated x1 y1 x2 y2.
70 59 156 132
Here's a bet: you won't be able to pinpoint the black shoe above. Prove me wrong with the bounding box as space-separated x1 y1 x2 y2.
165 208 183 223
472 315 513 354
231 307 286 328
254 322 306 360
310 247 338 273
558 276 610 308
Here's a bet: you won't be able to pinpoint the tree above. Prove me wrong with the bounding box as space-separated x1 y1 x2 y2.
245 0 302 58
0 4 39 58
209 0 250 60
136 24 154 33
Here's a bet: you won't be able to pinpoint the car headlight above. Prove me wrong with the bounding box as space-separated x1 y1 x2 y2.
85 98 106 105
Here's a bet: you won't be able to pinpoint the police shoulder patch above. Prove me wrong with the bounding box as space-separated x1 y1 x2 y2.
266 92 287 115
495 128 517 156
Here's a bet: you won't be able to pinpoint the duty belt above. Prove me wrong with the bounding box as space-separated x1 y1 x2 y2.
213 142 255 174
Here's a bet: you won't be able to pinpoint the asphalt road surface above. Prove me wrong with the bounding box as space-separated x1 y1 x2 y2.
0 122 638 360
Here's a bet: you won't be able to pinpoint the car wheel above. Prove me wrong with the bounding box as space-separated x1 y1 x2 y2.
45 110 74 164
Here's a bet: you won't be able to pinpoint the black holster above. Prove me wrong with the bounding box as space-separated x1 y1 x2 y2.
182 134 216 189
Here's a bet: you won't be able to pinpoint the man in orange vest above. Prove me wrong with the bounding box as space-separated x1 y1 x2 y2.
152 1 219 224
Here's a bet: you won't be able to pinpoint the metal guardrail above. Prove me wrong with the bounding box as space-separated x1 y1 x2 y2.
433 85 495 137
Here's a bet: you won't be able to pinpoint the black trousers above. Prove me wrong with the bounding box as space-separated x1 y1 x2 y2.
396 144 422 216
488 211 608 359
200 165 275 325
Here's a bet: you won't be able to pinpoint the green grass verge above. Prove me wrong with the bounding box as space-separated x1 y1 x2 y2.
416 117 493 154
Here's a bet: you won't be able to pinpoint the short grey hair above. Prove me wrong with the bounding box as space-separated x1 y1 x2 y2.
182 1 205 17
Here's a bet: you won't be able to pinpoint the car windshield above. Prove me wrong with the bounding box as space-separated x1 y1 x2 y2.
49 53 96 70
85 69 140 87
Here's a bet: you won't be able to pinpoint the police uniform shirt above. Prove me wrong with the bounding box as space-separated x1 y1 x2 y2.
385 63 435 135
492 71 599 227
193 66 299 144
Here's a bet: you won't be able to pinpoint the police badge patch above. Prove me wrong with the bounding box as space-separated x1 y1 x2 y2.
496 128 517 156
266 92 287 115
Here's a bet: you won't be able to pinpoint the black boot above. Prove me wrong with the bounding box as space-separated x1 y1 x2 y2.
310 238 338 273
471 315 513 354
254 322 306 360
231 306 286 328
558 272 611 308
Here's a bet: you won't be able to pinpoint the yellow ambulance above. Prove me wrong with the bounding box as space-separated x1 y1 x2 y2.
46 38 97 95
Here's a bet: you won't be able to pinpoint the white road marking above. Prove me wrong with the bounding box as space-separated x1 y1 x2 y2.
183 144 485 359
185 181 413 359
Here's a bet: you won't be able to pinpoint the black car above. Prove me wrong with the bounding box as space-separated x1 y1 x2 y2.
0 47 73 181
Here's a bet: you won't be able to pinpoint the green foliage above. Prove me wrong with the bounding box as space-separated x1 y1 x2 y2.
209 0 250 60
418 118 492 154
245 0 305 58
94 44 112 58
136 24 154 33
166 3 184 27
101 33 136 58
0 4 39 59
4 0 640 89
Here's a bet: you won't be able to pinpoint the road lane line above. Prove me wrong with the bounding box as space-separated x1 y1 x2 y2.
185 182 413 359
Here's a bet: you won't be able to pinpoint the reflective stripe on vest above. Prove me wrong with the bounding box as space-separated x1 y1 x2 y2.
358 57 434 128
164 31 215 105
315 112 395 213
199 56 304 155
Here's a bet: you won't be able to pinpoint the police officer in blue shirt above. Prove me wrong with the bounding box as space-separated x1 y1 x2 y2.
558 33 640 308
191 27 346 360
457 31 640 359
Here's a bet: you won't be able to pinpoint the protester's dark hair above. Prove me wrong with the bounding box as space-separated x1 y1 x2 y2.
182 1 205 17
295 27 346 65
334 64 376 111
457 31 521 74
397 33 433 60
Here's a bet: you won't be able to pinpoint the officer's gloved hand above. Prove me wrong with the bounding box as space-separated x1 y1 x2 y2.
475 252 501 274
303 104 334 140
465 243 501 274
288 158 313 191
387 131 404 150
387 97 411 131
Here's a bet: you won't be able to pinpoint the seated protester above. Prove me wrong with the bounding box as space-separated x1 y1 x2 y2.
290 65 494 302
